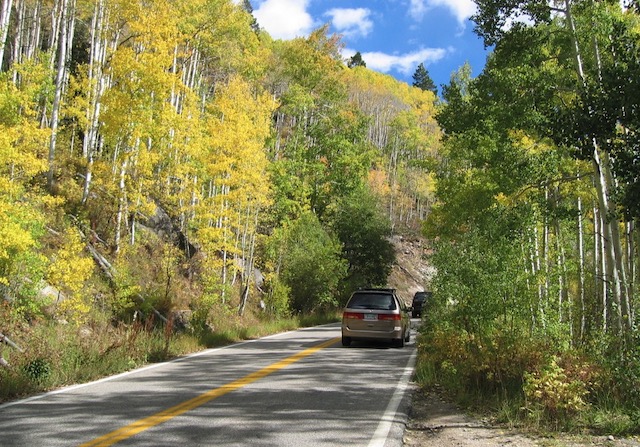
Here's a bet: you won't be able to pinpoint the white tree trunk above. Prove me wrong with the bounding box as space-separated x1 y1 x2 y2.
10 0 24 82
114 155 128 254
0 0 13 67
564 0 630 336
577 196 586 340
82 0 108 203
47 0 70 190
593 205 608 332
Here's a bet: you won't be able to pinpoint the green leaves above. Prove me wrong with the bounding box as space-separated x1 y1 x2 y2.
267 212 347 313
472 0 552 47
329 188 395 291
423 0 640 420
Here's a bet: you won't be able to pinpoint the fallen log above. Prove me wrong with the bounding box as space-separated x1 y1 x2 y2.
0 332 24 353
134 295 169 325
72 217 168 325
0 332 25 369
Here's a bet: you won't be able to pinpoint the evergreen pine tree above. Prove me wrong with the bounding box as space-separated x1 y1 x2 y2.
347 51 366 68
412 63 437 95
241 0 260 33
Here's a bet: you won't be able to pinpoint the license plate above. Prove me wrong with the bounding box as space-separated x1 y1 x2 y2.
364 313 378 321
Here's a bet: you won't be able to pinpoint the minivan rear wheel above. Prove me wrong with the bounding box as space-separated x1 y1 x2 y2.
342 336 351 347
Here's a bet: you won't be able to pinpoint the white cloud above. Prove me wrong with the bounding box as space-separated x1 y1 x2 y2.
344 47 449 76
409 0 477 25
436 0 478 23
502 11 535 31
253 0 317 40
409 0 429 20
324 8 373 39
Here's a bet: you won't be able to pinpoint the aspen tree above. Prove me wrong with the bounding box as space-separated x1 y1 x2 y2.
195 76 274 302
48 0 75 190
0 0 12 67
473 0 635 340
0 62 49 304
79 0 108 204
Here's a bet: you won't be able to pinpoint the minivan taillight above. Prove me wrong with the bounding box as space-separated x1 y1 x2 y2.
378 313 401 321
343 312 364 320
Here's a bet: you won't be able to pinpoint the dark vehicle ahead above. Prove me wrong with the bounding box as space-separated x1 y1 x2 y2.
341 288 410 348
411 291 432 318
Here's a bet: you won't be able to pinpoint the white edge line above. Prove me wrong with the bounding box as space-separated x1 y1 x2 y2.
368 347 417 447
0 324 338 411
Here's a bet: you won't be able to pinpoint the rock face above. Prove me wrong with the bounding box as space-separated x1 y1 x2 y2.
387 235 435 305
139 205 198 258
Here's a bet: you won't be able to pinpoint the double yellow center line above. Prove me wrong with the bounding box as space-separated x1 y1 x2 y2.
81 337 339 446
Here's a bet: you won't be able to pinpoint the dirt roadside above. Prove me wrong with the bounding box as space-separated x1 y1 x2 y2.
403 388 640 447
404 388 538 447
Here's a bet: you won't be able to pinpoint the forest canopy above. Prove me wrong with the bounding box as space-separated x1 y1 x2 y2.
0 0 438 324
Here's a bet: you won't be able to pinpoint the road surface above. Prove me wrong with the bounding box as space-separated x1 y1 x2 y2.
0 323 416 446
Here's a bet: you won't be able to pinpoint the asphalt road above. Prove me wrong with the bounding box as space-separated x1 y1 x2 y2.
0 323 417 447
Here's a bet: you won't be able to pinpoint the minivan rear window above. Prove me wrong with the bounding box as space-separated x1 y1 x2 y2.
347 293 396 310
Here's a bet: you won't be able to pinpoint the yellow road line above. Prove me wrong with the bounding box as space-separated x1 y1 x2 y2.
80 337 339 447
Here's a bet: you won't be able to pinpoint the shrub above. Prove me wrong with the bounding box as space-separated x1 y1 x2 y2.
261 275 291 318
523 356 595 421
603 340 640 410
23 358 51 383
269 212 347 313
417 319 546 399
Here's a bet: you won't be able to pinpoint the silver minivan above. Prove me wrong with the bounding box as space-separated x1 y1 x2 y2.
341 288 410 347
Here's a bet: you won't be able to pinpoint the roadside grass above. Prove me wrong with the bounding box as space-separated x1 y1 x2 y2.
413 366 640 438
196 311 340 348
584 409 639 436
412 333 640 437
0 310 340 404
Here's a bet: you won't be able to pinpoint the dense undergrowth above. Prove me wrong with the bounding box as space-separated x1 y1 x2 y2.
414 320 640 436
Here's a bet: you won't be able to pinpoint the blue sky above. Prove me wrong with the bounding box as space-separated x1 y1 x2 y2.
248 0 490 91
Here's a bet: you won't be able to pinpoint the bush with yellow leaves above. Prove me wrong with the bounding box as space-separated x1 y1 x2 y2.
523 355 597 421
47 227 94 324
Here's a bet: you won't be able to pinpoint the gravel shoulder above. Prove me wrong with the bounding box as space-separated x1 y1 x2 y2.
403 389 640 447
